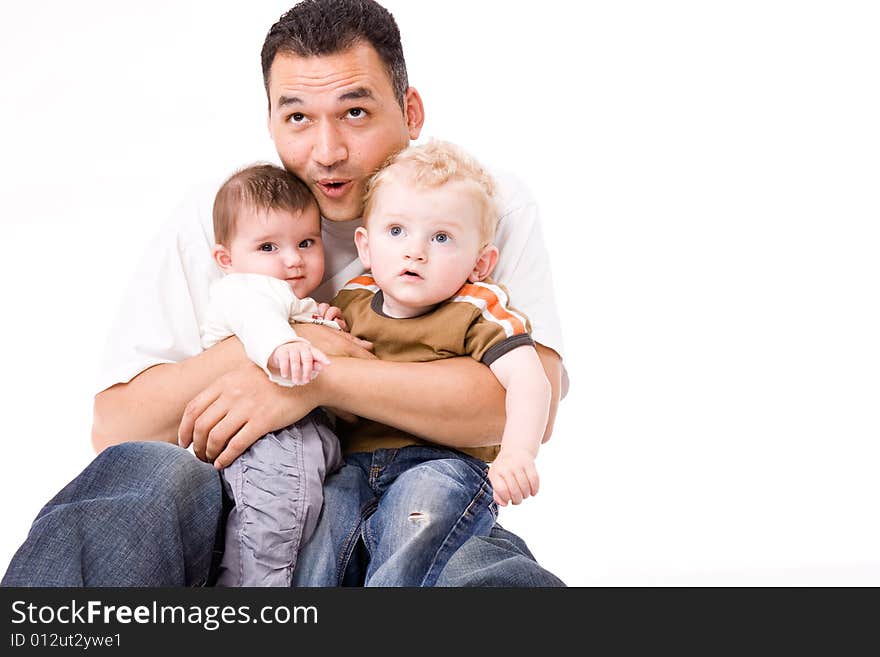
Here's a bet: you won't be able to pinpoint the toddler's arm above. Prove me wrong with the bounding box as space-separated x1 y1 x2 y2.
487 346 552 506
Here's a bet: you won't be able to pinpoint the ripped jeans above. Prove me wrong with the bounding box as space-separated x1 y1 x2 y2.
293 446 498 587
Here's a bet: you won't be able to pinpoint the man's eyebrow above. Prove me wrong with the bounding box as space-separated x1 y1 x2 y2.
277 95 302 109
276 88 374 109
338 87 374 102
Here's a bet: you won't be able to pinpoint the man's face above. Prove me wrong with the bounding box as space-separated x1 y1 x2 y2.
267 43 421 222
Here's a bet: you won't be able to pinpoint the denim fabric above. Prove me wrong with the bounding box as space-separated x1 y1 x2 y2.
3 441 564 587
434 525 566 587
216 410 342 587
294 445 508 587
2 442 222 587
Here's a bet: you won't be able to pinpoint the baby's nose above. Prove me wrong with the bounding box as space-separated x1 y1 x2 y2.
284 251 304 267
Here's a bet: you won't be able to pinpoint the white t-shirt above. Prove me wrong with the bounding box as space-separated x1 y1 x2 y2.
96 171 568 396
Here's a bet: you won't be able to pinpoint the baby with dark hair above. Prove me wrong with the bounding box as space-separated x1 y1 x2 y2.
202 163 344 586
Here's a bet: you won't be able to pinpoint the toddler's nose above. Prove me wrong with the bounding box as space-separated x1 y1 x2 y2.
404 242 427 262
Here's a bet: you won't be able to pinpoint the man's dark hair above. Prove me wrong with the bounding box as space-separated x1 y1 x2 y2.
261 0 409 109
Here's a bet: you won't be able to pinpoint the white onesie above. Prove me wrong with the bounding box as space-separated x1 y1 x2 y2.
201 272 340 387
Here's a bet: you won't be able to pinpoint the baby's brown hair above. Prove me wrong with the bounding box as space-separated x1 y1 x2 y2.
213 164 316 245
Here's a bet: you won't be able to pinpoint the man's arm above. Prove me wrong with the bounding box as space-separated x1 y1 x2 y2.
91 337 251 451
148 325 562 469
315 342 562 448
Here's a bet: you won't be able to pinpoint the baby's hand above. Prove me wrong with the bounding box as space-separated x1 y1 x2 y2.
270 341 331 385
316 303 347 332
488 447 540 506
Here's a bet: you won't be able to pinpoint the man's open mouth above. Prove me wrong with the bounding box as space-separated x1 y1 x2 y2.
316 180 351 198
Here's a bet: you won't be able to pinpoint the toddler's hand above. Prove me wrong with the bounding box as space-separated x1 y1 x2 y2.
316 303 347 331
270 341 331 385
488 448 540 506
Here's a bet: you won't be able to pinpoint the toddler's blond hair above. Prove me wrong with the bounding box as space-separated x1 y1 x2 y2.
363 140 498 244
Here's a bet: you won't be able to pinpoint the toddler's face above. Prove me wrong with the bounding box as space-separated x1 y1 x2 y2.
357 173 487 318
220 203 324 299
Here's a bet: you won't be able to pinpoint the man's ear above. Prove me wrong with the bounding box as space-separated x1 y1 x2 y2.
468 244 499 282
212 244 234 273
404 87 425 140
354 227 372 270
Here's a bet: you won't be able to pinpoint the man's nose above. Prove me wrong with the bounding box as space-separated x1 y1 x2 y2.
312 121 348 169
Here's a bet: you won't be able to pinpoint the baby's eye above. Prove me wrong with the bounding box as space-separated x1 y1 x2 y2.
259 243 277 252
389 226 403 237
298 239 315 248
433 232 451 244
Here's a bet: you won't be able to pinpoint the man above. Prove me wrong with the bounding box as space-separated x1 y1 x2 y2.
3 0 565 587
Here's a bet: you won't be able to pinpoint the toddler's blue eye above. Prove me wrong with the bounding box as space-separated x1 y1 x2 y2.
434 233 449 243
389 226 402 236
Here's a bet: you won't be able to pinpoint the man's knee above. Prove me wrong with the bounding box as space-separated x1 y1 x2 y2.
96 441 217 498
436 534 566 587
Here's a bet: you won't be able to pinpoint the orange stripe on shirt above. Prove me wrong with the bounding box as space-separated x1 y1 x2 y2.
344 275 376 288
456 283 527 335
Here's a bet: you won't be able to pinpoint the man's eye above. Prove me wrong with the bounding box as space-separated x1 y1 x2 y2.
259 243 277 252
347 108 366 119
288 113 306 124
433 232 450 244
389 226 403 237
298 239 314 248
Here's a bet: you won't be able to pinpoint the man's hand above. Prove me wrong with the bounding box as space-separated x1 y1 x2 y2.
178 362 320 470
290 324 375 423
290 322 375 358
488 447 540 506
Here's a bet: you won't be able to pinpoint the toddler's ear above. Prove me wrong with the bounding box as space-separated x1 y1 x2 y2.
354 227 372 270
468 244 499 283
212 244 234 273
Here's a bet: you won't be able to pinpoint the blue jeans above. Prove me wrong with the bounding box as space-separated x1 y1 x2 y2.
2 442 222 586
293 446 498 587
2 442 564 587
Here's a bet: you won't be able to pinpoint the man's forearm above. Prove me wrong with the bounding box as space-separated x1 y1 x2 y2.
91 338 249 451
316 345 563 448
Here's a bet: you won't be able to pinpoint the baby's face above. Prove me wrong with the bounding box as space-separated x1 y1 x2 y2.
223 203 324 298
359 174 486 318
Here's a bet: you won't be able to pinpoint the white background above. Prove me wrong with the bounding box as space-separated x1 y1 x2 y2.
1 1 878 586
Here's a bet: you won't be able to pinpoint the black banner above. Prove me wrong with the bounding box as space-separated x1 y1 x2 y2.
0 587 871 653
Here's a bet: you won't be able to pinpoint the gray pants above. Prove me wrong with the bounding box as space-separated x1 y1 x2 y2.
216 410 342 587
